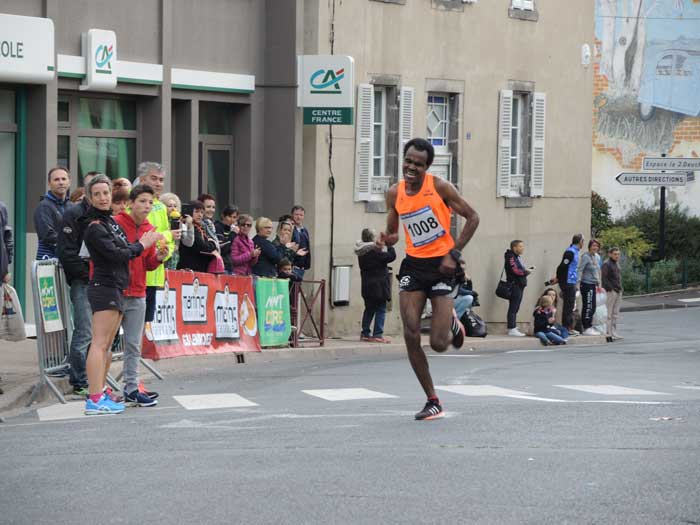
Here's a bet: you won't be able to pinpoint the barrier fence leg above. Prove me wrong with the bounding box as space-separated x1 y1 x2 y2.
139 358 164 380
105 374 121 393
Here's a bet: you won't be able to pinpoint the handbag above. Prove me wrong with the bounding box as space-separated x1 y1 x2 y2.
461 310 487 338
207 251 226 274
495 268 513 300
0 283 26 341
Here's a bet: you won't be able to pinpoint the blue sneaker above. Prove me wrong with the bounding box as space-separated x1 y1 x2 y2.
84 394 125 416
125 389 158 408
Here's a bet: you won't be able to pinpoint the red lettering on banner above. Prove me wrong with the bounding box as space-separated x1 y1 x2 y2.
142 271 261 360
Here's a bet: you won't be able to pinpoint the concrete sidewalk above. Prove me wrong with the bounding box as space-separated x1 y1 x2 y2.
0 332 607 417
621 286 700 312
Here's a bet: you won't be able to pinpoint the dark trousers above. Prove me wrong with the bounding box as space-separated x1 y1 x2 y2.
580 282 597 329
561 283 577 330
507 283 524 329
361 300 387 338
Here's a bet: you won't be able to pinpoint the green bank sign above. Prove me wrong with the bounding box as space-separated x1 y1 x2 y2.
0 14 55 84
303 107 353 125
297 55 354 126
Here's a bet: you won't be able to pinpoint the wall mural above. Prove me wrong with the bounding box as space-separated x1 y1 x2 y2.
593 0 700 218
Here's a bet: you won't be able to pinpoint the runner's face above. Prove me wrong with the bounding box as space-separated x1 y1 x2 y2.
402 147 429 185
131 193 154 223
90 183 112 211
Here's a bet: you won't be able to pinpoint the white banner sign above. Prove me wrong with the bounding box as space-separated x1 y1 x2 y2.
0 14 54 83
82 28 117 91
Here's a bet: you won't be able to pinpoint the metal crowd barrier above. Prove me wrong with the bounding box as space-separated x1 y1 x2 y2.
28 259 162 405
290 279 326 347
28 259 73 405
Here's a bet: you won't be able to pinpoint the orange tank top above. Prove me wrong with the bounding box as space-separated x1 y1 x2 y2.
395 174 454 258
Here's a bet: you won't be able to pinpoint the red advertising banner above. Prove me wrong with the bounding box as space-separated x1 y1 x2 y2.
141 270 261 360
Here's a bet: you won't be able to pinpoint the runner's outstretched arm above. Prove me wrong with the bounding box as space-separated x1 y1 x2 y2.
380 184 400 247
434 178 479 274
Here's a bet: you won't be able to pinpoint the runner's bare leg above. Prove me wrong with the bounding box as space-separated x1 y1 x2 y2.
429 295 454 352
399 290 436 398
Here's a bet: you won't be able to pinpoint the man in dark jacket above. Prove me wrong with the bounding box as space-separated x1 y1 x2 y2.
291 205 311 280
355 228 396 343
56 171 98 395
601 246 623 342
34 167 72 260
504 240 533 337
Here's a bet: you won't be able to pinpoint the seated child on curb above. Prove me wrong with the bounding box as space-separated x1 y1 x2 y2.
533 295 567 346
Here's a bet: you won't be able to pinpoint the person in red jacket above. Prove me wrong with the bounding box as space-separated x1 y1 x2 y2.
114 184 169 407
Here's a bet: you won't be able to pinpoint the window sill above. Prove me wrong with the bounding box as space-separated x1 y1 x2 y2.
504 196 533 208
365 199 388 213
508 7 538 22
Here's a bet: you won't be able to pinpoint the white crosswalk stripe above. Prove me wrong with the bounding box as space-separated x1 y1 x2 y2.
302 388 398 401
436 385 533 397
674 385 700 390
553 385 671 396
173 393 258 410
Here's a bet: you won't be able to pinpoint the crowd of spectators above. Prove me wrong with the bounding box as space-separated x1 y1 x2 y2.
34 162 311 414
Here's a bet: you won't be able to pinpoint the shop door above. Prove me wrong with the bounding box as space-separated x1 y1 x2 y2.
199 141 233 212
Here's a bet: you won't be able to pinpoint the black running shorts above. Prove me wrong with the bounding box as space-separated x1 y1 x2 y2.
397 255 461 298
87 282 124 313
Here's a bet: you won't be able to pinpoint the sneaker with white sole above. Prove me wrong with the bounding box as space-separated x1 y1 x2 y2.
507 328 526 337
582 328 600 336
85 394 125 415
125 389 158 407
415 400 444 421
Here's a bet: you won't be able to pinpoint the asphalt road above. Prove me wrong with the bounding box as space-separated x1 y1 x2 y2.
1 309 699 524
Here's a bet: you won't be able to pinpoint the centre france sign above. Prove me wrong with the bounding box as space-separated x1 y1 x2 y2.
297 55 354 125
0 14 54 83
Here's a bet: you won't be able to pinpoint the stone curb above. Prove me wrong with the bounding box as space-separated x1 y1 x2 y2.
621 303 700 313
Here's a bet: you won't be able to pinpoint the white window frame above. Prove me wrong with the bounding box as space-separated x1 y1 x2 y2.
372 87 386 180
426 93 450 154
509 92 526 195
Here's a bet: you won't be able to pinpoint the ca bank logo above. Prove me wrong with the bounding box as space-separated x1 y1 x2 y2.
310 68 345 94
95 44 114 72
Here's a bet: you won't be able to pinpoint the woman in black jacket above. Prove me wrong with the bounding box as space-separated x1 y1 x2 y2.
177 200 218 273
503 239 533 337
81 175 161 415
252 217 282 278
355 228 396 343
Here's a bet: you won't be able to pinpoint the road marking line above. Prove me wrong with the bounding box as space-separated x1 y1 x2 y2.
37 402 88 421
674 385 700 390
506 349 556 354
173 393 258 410
436 385 532 397
302 388 398 401
554 385 670 396
678 297 700 303
429 354 484 358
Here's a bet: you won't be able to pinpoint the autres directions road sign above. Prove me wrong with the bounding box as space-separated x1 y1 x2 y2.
616 172 687 186
642 157 700 171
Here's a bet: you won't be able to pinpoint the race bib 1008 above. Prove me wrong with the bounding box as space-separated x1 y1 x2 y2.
401 206 446 247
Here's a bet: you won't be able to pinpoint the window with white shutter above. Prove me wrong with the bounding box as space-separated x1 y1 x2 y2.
530 92 546 197
398 86 414 179
512 0 534 10
496 89 513 197
354 83 374 201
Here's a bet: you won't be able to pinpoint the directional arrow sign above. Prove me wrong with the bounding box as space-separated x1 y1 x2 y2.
616 172 687 186
642 157 700 171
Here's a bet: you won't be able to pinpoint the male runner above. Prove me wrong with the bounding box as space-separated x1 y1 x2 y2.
381 138 479 421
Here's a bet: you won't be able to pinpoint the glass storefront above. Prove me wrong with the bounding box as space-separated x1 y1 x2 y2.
58 95 137 184
0 89 16 238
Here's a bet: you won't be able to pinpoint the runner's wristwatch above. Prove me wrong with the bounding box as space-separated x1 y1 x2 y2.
449 249 462 263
